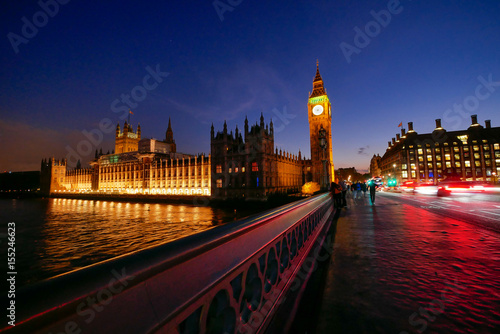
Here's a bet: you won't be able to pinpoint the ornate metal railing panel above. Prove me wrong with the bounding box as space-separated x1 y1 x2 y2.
3 194 333 334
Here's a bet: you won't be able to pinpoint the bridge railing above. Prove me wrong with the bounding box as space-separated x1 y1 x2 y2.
4 193 334 334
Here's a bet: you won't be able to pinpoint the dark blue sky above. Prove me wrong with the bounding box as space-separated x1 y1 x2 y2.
1 0 500 171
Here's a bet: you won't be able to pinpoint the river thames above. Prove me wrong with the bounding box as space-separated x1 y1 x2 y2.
0 198 243 288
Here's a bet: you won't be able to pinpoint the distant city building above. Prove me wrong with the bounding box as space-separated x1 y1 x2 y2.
41 120 211 196
336 167 363 183
0 171 40 192
378 115 500 184
370 154 382 177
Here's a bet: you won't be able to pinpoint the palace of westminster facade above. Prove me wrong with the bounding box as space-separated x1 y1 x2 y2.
41 63 335 199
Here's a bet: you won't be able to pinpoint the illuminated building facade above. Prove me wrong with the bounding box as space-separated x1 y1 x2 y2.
370 154 382 177
210 114 311 200
308 61 334 187
41 63 336 198
41 121 211 196
115 122 141 153
379 115 500 184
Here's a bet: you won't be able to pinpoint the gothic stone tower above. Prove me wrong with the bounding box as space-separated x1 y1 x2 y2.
164 117 177 153
40 157 67 195
308 61 334 186
115 121 141 154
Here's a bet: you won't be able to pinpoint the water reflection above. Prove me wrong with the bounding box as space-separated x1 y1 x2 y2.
0 198 234 287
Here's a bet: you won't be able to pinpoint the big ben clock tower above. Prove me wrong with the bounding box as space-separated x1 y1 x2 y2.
308 61 334 187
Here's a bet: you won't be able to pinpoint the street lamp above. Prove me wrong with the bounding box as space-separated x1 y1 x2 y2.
393 163 397 185
319 126 327 190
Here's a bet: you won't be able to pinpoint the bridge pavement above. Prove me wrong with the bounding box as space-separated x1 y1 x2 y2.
292 192 500 334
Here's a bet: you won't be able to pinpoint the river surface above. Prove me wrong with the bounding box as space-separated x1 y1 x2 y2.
0 198 242 288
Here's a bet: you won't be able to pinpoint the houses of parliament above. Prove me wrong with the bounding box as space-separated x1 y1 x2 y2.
41 63 335 199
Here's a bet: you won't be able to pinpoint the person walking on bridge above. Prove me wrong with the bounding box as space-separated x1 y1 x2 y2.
340 180 348 208
369 180 378 204
330 181 342 209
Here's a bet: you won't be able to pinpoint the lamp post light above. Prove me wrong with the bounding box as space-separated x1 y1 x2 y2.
393 163 397 186
319 126 327 190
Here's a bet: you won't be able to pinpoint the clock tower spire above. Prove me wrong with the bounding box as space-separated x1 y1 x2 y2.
308 61 334 188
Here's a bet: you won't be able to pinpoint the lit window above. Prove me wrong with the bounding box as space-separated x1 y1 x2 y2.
475 161 481 167
235 167 239 173
473 146 479 151
436 162 442 169
418 149 423 155
436 155 442 161
228 168 232 173
427 155 433 161
454 147 460 152
494 143 500 150
242 167 246 172
474 153 480 159
445 154 451 161
216 179 222 188
418 156 424 162
216 165 222 173
428 163 433 169
402 171 408 178
454 154 460 160
446 162 452 168
455 162 461 168
402 164 407 170
252 162 259 172
411 163 416 170
411 170 416 178
465 161 471 167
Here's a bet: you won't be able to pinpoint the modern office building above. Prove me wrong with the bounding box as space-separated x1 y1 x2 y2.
376 115 500 184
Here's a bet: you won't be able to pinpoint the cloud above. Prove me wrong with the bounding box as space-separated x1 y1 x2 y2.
357 145 370 155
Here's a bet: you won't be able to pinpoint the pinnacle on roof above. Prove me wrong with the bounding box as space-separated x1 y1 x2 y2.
313 59 323 83
310 60 327 98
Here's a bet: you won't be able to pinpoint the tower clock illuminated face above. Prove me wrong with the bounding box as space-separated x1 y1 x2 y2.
312 105 324 116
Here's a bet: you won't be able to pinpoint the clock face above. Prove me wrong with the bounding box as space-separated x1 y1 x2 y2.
312 105 324 116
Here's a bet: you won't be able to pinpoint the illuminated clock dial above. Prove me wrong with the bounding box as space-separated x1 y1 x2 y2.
312 105 324 115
